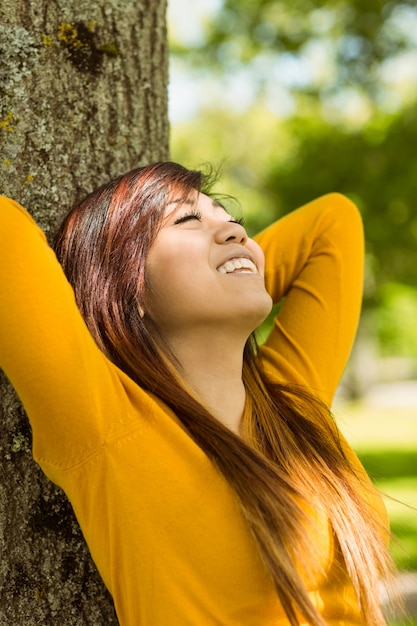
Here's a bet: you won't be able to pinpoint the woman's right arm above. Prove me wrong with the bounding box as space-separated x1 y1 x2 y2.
0 197 129 468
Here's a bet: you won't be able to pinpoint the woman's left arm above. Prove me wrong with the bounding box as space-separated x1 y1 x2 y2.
254 193 364 407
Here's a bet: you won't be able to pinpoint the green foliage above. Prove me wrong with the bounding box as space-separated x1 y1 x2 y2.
172 0 417 98
261 109 417 297
169 0 417 353
375 284 417 355
173 103 417 302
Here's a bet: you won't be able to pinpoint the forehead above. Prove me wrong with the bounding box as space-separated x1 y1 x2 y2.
166 192 227 215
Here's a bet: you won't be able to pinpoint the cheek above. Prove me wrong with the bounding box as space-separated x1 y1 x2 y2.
247 239 266 276
145 247 192 316
144 247 167 315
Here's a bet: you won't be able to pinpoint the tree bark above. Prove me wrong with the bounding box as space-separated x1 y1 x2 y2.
0 1 169 622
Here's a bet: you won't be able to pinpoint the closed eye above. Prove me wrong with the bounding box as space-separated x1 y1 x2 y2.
229 216 245 227
174 210 203 225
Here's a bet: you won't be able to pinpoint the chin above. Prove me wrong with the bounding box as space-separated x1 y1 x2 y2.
259 292 274 318
245 295 274 334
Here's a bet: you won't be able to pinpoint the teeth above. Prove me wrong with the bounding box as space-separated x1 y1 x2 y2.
217 257 257 274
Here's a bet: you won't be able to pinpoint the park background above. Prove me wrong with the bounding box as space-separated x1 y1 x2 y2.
0 1 415 622
167 0 417 621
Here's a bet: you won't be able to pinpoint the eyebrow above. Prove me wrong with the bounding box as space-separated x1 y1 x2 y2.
167 197 227 213
167 198 194 208
165 196 232 225
212 199 234 218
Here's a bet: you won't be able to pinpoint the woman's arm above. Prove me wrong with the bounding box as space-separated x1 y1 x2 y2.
0 197 131 471
254 193 364 406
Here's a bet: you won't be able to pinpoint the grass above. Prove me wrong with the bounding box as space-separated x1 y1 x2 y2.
335 398 417 623
335 400 417 571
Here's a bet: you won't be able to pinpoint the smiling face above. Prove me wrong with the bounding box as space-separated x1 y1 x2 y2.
144 191 273 339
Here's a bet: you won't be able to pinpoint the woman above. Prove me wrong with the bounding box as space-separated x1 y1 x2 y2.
0 162 395 625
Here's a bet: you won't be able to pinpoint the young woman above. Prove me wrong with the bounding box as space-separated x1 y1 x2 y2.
0 162 395 625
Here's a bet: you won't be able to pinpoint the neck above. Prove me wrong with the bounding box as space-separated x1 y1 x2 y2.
167 328 248 435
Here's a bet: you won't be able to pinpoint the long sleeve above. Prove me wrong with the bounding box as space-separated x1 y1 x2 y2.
1 196 376 626
0 197 135 472
254 193 364 406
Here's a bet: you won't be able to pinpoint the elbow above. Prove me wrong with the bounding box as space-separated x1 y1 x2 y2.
321 192 362 220
319 192 364 236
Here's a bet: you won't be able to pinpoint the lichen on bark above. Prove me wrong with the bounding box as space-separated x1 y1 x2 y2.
0 0 169 623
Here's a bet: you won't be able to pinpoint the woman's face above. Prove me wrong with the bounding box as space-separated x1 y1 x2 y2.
144 191 272 338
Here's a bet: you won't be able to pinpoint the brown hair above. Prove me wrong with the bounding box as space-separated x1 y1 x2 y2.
54 162 395 625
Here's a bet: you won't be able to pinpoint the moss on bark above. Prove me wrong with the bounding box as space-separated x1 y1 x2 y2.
0 1 169 622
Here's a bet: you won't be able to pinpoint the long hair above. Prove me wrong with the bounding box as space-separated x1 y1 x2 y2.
54 162 395 625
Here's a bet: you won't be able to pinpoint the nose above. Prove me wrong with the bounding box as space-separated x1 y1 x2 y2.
215 220 248 245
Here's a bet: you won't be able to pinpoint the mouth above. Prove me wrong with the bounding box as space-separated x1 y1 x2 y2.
217 256 258 275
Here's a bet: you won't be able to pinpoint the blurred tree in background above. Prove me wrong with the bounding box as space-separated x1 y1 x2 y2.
169 0 417 365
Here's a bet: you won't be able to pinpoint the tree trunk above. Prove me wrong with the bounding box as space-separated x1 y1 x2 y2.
0 1 169 623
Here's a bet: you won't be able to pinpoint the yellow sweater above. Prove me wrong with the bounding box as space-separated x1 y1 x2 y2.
0 193 378 625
